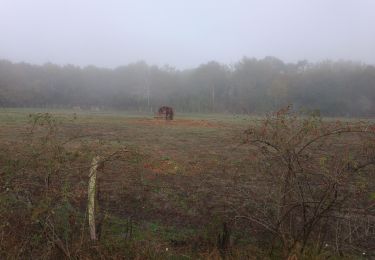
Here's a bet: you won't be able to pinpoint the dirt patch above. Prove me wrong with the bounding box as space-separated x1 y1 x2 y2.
129 118 222 128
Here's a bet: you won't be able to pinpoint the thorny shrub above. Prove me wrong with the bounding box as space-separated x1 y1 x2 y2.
239 105 375 258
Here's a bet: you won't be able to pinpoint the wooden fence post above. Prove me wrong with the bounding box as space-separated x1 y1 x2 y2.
88 156 100 241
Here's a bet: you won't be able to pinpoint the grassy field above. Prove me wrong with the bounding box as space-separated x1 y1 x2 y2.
0 108 373 259
0 108 261 258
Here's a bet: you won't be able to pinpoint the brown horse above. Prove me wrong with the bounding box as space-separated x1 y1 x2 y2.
158 106 174 120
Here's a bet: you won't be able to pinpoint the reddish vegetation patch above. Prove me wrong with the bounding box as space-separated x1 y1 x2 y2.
144 159 179 175
130 118 222 128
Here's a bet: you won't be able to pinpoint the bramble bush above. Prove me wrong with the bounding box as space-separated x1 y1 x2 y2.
238 106 375 258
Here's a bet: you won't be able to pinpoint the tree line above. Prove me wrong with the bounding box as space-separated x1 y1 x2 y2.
0 57 374 116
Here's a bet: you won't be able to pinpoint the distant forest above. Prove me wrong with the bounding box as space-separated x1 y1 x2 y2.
1 57 374 116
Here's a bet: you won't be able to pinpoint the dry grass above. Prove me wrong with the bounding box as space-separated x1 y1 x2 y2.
0 108 373 259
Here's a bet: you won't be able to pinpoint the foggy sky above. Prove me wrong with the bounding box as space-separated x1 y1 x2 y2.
1 0 374 69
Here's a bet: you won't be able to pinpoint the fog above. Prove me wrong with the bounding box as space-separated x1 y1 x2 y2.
1 0 374 68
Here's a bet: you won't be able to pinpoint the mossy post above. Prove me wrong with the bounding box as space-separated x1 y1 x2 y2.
88 156 100 241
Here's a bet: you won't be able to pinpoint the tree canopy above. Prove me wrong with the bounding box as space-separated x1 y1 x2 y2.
1 57 374 116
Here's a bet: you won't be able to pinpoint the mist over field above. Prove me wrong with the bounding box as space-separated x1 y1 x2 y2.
1 0 375 116
1 0 375 68
1 58 375 116
1 1 375 259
